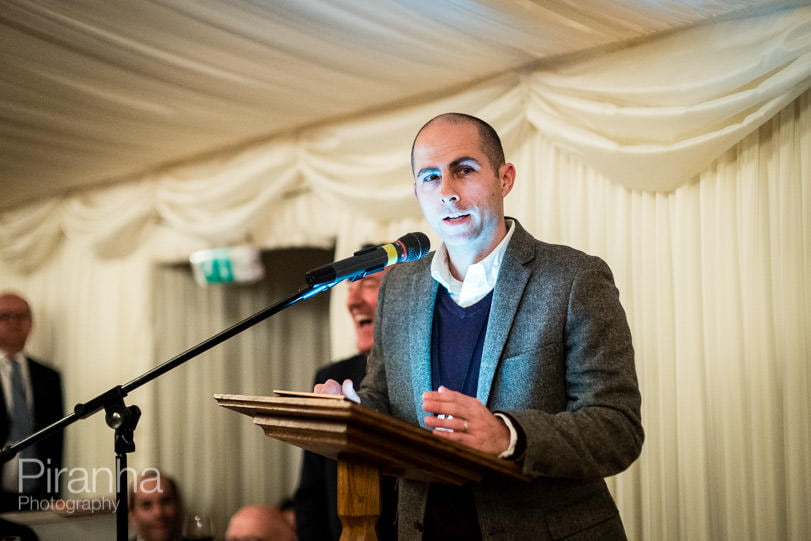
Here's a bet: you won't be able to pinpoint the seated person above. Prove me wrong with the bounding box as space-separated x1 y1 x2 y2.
128 470 186 541
225 504 297 541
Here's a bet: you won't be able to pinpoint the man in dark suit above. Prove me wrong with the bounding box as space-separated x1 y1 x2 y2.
294 268 397 540
0 292 64 512
317 113 643 539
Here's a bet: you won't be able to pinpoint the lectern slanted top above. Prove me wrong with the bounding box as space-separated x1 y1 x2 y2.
215 393 529 541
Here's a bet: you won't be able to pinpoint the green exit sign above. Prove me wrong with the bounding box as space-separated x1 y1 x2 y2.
189 246 264 286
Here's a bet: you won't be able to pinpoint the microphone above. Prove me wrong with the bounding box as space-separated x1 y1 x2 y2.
306 232 431 286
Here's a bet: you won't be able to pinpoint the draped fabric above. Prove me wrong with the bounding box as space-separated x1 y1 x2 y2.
0 9 809 540
150 250 331 532
2 6 810 272
2 0 784 209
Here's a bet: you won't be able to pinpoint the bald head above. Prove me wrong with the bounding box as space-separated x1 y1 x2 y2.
410 112 505 175
225 505 297 541
0 292 33 355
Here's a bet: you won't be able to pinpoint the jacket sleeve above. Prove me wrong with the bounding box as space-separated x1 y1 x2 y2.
504 256 643 479
356 280 393 416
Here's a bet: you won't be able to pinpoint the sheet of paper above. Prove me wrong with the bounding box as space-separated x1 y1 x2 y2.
273 389 346 400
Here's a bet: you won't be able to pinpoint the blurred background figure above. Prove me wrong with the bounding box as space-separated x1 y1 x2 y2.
225 504 297 541
129 470 187 541
276 496 296 532
294 261 397 540
0 292 64 512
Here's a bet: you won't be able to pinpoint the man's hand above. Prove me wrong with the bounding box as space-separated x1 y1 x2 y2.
314 378 360 403
422 386 510 456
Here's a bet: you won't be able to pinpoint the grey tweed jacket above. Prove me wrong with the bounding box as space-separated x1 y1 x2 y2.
358 219 643 540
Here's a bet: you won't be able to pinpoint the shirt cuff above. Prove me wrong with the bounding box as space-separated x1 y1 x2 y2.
494 412 518 459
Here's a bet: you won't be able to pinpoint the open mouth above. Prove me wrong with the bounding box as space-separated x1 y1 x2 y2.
354 314 373 327
443 213 470 223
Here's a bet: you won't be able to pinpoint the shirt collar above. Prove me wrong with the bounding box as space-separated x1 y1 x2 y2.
1 351 24 366
431 219 515 307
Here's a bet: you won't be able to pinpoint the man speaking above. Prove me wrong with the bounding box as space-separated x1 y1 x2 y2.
317 113 643 540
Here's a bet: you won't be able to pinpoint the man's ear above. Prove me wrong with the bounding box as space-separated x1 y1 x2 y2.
500 163 516 196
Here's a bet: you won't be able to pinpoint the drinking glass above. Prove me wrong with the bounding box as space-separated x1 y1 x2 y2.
182 512 215 540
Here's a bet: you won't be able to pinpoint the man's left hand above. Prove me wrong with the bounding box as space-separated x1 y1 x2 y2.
422 386 510 456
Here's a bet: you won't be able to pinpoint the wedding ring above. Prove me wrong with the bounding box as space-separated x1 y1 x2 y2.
463 420 470 432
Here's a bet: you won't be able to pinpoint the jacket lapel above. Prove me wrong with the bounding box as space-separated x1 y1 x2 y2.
476 223 534 406
408 261 439 427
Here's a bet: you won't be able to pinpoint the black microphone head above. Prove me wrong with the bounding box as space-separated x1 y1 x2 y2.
397 232 431 262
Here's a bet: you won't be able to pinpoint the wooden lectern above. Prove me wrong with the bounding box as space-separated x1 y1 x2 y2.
215 393 529 541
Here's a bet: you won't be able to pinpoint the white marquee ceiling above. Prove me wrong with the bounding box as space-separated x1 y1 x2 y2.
0 0 800 210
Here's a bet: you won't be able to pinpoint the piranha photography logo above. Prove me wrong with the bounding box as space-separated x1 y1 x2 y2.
14 459 163 513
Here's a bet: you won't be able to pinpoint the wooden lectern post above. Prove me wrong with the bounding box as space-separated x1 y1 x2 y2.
215 393 529 540
337 460 380 541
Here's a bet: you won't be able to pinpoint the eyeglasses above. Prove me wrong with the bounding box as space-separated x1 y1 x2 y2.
0 311 31 323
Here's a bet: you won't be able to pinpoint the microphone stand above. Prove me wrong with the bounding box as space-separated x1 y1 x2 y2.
0 280 337 541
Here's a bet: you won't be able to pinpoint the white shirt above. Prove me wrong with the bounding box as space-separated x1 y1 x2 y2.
1 351 33 492
1 351 32 410
430 220 516 307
